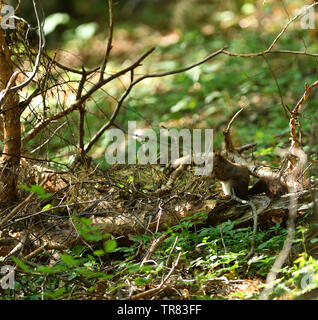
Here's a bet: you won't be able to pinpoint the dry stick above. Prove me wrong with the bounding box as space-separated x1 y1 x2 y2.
1 202 115 228
23 244 67 261
260 190 298 300
269 49 318 57
262 54 290 118
83 69 135 154
260 79 315 299
0 71 19 105
22 101 81 144
230 192 258 258
76 69 88 156
8 0 45 94
155 200 163 233
23 244 47 261
219 223 227 254
0 174 54 228
0 152 70 169
287 80 318 172
15 0 21 13
236 143 257 154
225 108 244 134
223 3 318 59
30 121 67 154
224 49 318 58
245 200 258 259
81 46 156 103
129 252 182 300
267 4 314 52
141 233 168 266
166 236 179 267
223 108 244 151
3 233 28 262
17 87 41 111
42 52 100 76
100 0 114 81
23 47 156 145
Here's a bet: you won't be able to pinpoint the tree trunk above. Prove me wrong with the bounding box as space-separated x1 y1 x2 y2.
0 24 21 201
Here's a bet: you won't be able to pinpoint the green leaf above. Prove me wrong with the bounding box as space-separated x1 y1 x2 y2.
46 287 66 299
42 204 52 211
18 184 52 199
37 264 67 274
93 249 105 257
104 239 117 253
127 264 140 274
135 276 151 286
11 256 30 272
61 254 78 266
78 217 92 226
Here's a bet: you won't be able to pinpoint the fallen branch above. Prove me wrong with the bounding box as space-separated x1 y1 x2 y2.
23 243 66 261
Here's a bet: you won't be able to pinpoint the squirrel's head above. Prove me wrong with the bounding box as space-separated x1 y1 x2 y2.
211 152 223 178
213 152 224 166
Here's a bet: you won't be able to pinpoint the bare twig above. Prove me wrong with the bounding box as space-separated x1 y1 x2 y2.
166 236 178 267
223 108 244 152
22 101 80 144
15 0 21 13
100 0 114 81
219 224 227 254
0 174 54 228
30 121 67 154
84 47 226 153
289 80 318 152
155 200 163 233
262 55 290 118
43 52 100 75
0 71 19 106
236 143 257 154
141 233 168 265
9 0 45 93
261 190 298 299
3 233 28 262
223 3 318 59
129 252 182 300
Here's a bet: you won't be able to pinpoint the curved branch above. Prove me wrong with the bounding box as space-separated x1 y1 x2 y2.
223 3 318 59
9 0 45 93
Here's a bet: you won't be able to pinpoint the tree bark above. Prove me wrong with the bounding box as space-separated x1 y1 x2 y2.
0 25 21 201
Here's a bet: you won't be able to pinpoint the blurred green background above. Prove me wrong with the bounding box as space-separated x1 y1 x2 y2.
9 0 318 170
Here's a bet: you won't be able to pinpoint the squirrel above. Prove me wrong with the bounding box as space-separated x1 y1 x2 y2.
212 153 250 200
212 153 287 199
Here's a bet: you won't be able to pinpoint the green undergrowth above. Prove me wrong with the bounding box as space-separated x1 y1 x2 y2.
2 210 317 300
